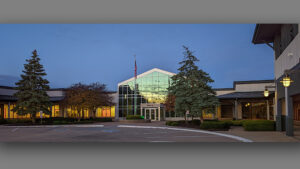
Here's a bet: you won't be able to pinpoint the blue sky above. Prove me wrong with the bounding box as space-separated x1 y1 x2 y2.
0 24 274 90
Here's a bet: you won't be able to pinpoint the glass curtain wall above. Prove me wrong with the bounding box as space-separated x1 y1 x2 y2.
118 71 172 117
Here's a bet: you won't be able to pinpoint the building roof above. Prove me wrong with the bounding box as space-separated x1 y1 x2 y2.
217 91 274 99
118 68 176 86
252 24 282 44
213 79 274 91
0 95 65 102
234 79 274 85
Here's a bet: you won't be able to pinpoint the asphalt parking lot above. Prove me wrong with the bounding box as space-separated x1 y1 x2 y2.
0 122 248 142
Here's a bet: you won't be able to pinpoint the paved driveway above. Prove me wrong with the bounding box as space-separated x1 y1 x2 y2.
0 122 249 142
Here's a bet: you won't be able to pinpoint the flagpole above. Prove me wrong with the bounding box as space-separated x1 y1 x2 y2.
134 55 137 116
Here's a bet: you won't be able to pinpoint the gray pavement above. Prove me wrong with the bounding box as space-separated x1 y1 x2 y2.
0 122 241 142
0 122 298 142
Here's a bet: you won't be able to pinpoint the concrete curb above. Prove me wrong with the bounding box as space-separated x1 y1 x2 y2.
117 125 253 142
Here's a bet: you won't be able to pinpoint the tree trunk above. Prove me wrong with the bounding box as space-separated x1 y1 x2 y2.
200 113 204 124
81 109 84 119
93 109 96 119
77 108 81 121
31 113 36 124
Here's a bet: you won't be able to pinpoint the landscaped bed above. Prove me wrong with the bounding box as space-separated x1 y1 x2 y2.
243 120 275 131
119 115 151 123
166 119 231 131
165 119 276 131
0 117 113 125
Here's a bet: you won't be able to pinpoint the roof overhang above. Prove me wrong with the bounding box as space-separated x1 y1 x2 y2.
217 91 274 99
252 24 282 44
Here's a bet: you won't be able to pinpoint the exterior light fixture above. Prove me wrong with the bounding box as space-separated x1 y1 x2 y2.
280 72 294 136
280 75 293 88
264 89 269 97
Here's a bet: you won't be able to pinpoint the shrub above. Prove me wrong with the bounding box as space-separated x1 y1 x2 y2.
93 118 113 122
5 119 32 124
126 115 143 120
189 119 201 126
200 121 231 130
204 119 218 122
0 118 7 124
222 120 233 126
53 120 69 125
243 120 275 131
231 120 246 126
36 117 78 124
166 121 180 126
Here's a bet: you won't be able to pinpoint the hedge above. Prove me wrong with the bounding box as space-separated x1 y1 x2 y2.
166 120 201 127
0 118 7 124
126 115 143 120
189 119 201 126
3 119 32 124
243 120 275 131
92 118 113 122
165 121 180 126
0 117 113 125
200 121 231 130
231 120 245 126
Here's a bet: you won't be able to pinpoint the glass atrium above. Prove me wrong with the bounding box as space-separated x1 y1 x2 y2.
118 68 174 117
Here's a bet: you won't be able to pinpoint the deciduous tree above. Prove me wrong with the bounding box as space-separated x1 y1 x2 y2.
62 82 113 120
85 83 113 118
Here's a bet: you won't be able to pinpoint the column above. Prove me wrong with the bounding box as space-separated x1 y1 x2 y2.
158 107 161 121
8 102 10 119
276 98 283 131
116 89 119 120
285 87 294 136
267 100 270 120
163 108 166 121
273 96 276 121
234 99 238 120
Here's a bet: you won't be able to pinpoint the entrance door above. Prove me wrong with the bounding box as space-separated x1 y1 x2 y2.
293 95 300 121
144 108 157 121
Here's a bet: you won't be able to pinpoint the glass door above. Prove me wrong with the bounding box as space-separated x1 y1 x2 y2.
143 108 158 121
151 109 156 121
145 108 150 120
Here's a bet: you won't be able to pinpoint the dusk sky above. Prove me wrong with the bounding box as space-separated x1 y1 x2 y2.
0 24 274 91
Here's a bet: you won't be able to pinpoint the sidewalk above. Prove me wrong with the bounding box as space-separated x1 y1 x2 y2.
219 126 300 142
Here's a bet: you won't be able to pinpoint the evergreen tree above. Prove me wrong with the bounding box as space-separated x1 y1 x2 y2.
168 46 219 122
12 50 51 123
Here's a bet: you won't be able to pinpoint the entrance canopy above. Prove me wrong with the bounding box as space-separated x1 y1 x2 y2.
140 103 165 121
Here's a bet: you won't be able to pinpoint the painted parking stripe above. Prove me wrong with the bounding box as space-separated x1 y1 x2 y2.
11 128 19 132
117 125 253 143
